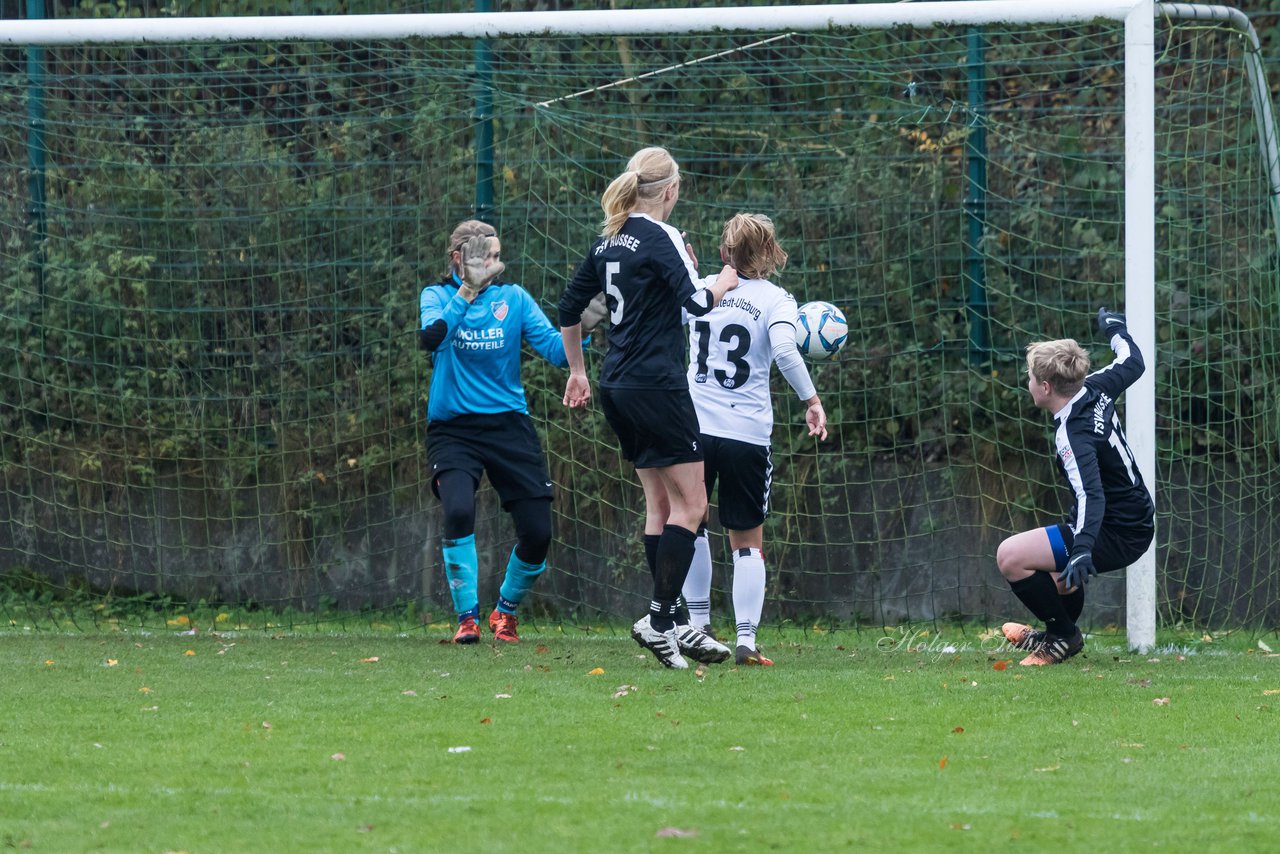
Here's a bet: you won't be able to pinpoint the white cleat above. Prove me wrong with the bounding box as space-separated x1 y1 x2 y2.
676 624 732 663
631 615 689 669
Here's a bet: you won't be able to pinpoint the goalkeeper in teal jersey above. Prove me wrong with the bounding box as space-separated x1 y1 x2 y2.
419 219 573 645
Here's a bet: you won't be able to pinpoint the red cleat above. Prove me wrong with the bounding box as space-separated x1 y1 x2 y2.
488 610 520 643
452 616 480 645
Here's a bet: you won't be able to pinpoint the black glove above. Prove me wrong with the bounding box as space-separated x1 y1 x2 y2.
1097 306 1127 337
1060 551 1098 588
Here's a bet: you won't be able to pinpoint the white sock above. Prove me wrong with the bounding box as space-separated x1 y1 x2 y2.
732 547 765 648
682 531 713 628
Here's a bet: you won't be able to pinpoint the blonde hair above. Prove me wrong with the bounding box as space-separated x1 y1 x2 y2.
599 147 680 237
1026 339 1090 397
447 219 497 272
721 213 788 280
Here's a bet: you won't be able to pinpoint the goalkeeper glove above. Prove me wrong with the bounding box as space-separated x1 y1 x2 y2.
1060 550 1098 589
1097 306 1127 337
459 234 505 302
580 292 610 335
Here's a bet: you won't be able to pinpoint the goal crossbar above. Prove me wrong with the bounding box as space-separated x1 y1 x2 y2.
2 1 1147 45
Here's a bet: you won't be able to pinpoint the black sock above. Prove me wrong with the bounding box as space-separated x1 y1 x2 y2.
1062 587 1085 623
1010 573 1077 638
649 524 697 630
643 533 660 582
648 599 680 632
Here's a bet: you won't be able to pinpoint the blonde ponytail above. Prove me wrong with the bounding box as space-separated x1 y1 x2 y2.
598 147 680 237
600 171 640 237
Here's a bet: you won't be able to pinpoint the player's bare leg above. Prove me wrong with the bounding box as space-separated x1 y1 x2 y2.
633 464 728 664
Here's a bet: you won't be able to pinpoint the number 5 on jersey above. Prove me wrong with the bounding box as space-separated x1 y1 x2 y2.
605 261 625 325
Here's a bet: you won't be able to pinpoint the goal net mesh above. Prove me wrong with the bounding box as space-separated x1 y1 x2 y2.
1 12 1277 632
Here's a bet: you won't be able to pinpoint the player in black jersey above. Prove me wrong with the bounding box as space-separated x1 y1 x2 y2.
997 308 1155 665
559 146 739 669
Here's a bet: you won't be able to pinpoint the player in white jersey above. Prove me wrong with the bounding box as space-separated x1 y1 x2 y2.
682 213 828 665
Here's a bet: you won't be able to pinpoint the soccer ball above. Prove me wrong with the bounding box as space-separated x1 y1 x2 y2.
796 301 849 361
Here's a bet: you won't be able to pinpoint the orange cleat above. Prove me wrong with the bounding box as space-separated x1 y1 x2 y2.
488 610 520 643
735 645 774 666
1002 621 1045 651
452 616 480 645
1019 630 1084 666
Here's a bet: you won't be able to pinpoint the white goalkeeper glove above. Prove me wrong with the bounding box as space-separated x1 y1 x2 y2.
459 233 505 302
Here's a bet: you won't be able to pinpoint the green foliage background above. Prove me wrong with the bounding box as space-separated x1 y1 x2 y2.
1 0 1279 627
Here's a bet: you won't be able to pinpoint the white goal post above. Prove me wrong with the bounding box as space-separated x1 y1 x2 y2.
10 0 1239 652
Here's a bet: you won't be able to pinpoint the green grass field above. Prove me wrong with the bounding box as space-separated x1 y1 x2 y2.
2 622 1278 853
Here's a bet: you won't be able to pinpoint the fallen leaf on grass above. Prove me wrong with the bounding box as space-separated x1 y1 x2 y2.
1152 697 1171 706
695 665 706 679
360 657 380 663
262 721 272 729
1258 639 1273 652
939 756 949 770
44 660 54 666
992 660 1009 671
588 667 605 676
184 650 196 656
1035 765 1060 772
106 659 118 667
331 753 345 761
655 827 698 838
535 644 549 654
401 690 418 697
1263 689 1280 696
952 726 965 734
138 687 152 694
480 717 491 725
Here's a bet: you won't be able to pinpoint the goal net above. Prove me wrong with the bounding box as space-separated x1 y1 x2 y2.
1 2 1277 640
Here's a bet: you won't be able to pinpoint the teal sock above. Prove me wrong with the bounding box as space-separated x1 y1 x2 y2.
497 548 546 614
442 534 479 619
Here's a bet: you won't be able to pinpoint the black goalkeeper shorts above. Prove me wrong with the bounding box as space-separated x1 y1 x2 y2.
1052 519 1155 573
426 411 553 508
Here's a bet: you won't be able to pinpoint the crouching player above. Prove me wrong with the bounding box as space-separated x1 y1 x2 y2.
997 308 1155 665
681 213 828 666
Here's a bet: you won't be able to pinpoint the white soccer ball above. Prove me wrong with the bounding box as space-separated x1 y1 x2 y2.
796 301 849 361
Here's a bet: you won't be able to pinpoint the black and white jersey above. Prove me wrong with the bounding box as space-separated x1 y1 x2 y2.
558 213 702 390
686 277 798 446
1051 327 1155 553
